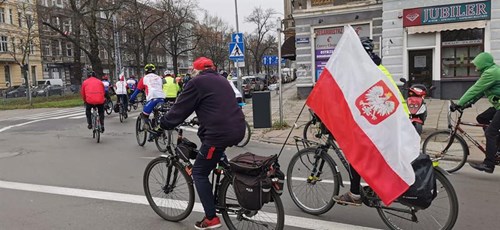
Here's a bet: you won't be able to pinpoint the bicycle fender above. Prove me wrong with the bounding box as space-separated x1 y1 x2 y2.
433 165 451 176
330 159 344 187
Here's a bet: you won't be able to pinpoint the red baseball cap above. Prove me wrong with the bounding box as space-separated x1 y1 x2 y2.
193 57 214 70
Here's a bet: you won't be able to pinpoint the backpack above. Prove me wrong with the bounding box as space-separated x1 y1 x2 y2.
399 154 437 209
229 152 283 211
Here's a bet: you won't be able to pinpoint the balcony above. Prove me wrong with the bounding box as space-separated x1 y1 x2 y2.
295 0 379 11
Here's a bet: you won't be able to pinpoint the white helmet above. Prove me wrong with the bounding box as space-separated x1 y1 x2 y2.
164 70 173 76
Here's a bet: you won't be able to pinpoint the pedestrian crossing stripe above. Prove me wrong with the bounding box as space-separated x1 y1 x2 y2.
229 43 244 58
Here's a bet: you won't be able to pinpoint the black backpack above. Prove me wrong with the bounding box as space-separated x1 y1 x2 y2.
399 154 437 209
229 152 282 211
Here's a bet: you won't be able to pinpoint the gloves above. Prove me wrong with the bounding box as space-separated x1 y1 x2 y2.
449 103 462 112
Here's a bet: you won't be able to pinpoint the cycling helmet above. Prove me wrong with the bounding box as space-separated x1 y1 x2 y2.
87 71 97 78
129 75 135 79
361 37 374 53
164 70 173 76
102 75 109 80
144 63 156 73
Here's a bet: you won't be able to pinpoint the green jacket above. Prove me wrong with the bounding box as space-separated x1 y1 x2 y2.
457 52 500 110
378 65 410 116
163 76 180 99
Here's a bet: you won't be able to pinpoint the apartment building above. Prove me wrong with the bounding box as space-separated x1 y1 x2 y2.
0 0 43 90
292 0 383 99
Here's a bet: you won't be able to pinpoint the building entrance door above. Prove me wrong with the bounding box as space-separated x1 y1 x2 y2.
408 49 433 88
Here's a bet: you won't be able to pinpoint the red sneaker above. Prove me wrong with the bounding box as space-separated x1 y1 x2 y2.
194 216 222 229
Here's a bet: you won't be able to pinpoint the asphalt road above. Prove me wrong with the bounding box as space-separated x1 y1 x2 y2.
0 105 499 230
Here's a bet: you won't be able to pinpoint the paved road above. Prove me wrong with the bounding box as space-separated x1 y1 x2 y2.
0 105 499 229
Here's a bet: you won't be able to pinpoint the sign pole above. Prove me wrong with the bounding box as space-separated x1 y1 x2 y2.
277 17 283 124
234 0 243 96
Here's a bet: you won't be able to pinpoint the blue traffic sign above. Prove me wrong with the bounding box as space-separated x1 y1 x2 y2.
263 56 278 66
229 42 245 61
232 33 244 43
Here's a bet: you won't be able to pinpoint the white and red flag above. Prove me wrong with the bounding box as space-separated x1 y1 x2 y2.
306 25 420 205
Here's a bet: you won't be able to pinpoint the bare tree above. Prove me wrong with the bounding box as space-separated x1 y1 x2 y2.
193 12 232 70
160 0 201 76
245 7 276 74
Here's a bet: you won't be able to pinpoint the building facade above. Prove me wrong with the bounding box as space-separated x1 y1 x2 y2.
0 0 43 90
292 0 383 99
383 0 499 99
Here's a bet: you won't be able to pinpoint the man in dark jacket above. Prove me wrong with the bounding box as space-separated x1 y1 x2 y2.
160 57 245 229
452 52 500 173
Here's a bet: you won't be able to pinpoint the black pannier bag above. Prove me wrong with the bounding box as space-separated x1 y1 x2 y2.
399 154 437 209
229 152 279 210
175 138 198 162
113 104 120 113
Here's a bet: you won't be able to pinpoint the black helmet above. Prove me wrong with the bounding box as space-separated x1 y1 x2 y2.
361 37 374 53
144 63 156 73
87 71 97 77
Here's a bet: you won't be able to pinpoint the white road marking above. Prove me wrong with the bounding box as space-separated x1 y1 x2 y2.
0 180 379 230
9 108 82 121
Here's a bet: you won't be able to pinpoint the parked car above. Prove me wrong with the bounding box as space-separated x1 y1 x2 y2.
232 78 253 98
243 76 266 91
5 86 27 98
32 84 64 97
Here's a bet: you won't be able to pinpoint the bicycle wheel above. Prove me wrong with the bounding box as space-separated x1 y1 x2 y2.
287 147 339 215
219 177 285 230
236 121 251 147
303 119 328 144
143 157 195 222
136 116 147 146
105 100 113 115
155 129 179 153
119 106 124 123
377 168 459 230
422 130 469 173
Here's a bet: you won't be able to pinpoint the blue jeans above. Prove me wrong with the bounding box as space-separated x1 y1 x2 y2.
143 98 164 115
192 144 227 219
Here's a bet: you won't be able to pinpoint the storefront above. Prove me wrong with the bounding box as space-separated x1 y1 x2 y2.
293 2 383 99
382 0 498 99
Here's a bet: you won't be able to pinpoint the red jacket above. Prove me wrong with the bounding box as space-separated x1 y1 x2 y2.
81 77 105 104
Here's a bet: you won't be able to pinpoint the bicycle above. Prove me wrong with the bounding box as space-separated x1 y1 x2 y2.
236 102 251 147
303 109 329 144
90 107 102 143
104 96 113 115
117 97 128 123
135 101 179 153
422 101 500 173
287 134 459 230
143 139 285 229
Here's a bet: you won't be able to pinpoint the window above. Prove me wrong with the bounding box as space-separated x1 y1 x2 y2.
441 28 484 78
9 9 13 24
0 36 8 52
63 19 72 34
18 12 22 27
29 41 34 55
26 14 33 28
4 65 10 84
66 42 72 57
54 40 61 56
0 8 5 23
10 37 15 53
44 43 52 56
31 66 37 83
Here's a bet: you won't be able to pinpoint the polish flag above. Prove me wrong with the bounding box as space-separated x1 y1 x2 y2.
306 25 420 205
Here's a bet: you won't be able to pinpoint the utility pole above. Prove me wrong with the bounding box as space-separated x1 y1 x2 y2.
112 2 122 81
234 0 243 95
277 17 283 124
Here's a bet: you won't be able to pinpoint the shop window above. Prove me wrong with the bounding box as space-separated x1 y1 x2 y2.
441 28 484 78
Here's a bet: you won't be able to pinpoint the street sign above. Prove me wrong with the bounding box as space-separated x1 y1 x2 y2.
262 56 278 66
229 42 245 61
232 33 244 43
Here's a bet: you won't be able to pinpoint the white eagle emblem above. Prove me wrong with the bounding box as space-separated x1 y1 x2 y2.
359 86 396 121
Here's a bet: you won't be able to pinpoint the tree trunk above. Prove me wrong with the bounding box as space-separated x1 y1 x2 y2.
172 54 178 76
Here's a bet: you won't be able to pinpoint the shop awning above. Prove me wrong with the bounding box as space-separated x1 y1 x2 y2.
281 36 296 60
407 20 487 34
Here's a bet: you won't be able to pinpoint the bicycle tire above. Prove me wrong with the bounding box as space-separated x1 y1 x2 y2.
143 157 195 222
136 116 147 146
287 147 339 215
236 121 251 147
119 108 123 123
422 130 469 173
96 128 100 143
127 104 132 112
105 100 113 115
303 119 328 144
219 177 285 230
376 167 459 230
155 129 178 153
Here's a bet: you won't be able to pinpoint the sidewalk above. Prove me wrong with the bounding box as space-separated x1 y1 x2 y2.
243 89 491 162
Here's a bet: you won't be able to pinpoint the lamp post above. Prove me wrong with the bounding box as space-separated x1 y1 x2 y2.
277 17 283 125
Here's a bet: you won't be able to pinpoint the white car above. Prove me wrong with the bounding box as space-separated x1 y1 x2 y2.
268 83 279 91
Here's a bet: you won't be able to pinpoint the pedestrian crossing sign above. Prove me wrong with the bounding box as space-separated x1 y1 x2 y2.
229 42 245 61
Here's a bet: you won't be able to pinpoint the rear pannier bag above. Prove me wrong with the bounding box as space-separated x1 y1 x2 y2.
400 154 437 209
229 152 278 210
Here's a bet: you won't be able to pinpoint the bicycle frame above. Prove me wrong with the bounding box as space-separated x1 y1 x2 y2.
446 109 487 156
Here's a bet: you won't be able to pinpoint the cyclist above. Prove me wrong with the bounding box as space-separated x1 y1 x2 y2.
183 73 192 88
129 64 165 136
450 52 500 174
114 75 128 118
81 71 105 132
163 70 180 103
159 57 245 229
102 75 112 109
126 75 137 95
333 39 410 206
222 71 243 104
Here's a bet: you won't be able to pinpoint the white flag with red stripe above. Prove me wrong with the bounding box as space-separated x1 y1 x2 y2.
306 25 420 205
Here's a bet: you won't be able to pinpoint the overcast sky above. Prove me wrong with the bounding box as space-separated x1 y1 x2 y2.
197 0 284 34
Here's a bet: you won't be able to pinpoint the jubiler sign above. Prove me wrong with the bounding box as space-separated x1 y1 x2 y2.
403 0 491 27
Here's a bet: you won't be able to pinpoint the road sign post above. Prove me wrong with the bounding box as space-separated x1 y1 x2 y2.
229 33 245 96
